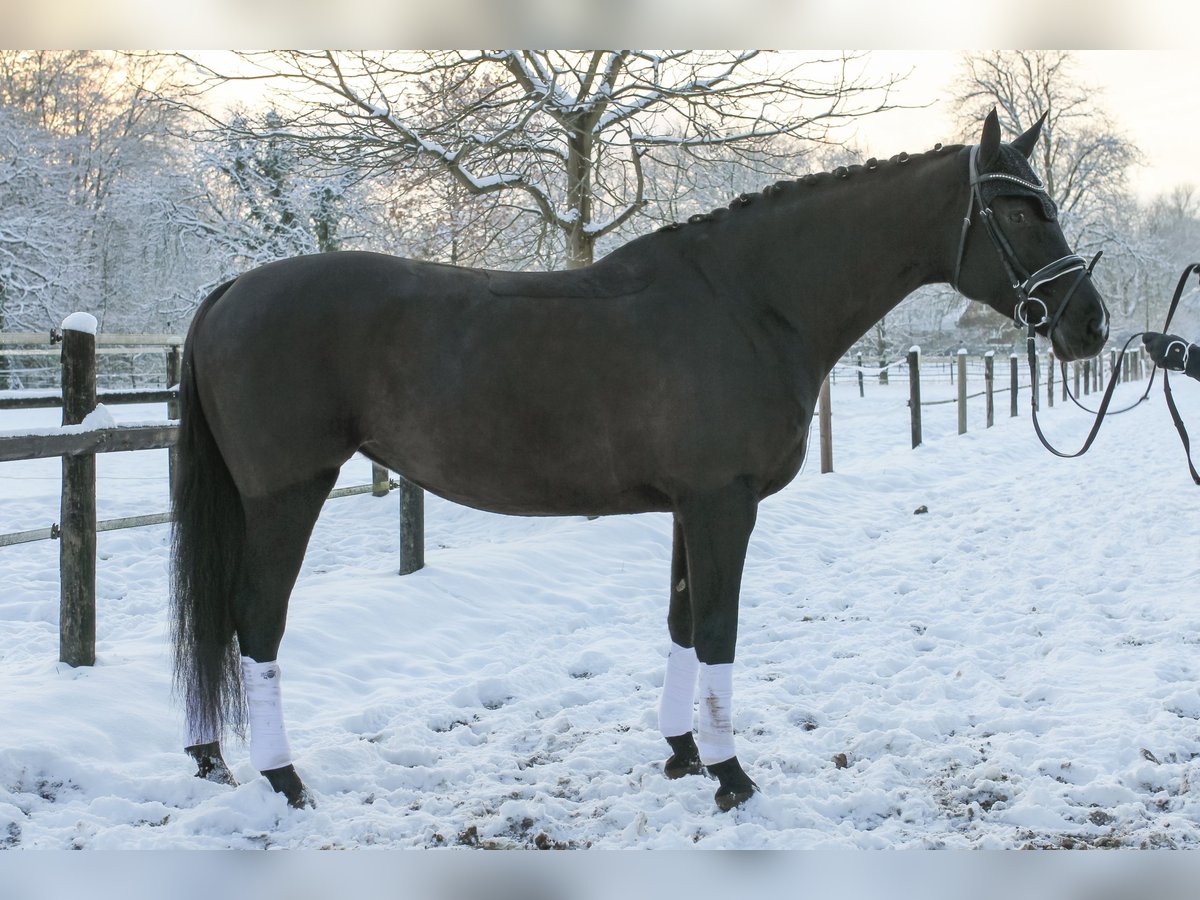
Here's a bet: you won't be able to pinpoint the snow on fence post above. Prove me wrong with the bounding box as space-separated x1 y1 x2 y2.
397 476 424 575
59 313 98 668
984 351 995 428
956 349 968 435
1010 354 1019 418
908 347 922 449
818 375 833 473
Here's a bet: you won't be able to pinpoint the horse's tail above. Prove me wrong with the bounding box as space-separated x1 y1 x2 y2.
170 278 247 744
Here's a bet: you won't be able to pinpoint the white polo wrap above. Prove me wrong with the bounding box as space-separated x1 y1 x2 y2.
658 642 700 738
241 657 294 772
696 662 736 765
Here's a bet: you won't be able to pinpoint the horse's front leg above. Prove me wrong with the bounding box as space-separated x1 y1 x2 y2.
672 480 760 811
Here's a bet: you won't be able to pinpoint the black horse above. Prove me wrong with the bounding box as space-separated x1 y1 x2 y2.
171 110 1108 811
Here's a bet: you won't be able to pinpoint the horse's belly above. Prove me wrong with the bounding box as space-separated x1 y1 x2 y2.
360 426 673 517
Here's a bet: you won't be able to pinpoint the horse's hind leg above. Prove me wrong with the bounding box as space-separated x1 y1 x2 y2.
231 469 339 808
659 516 703 779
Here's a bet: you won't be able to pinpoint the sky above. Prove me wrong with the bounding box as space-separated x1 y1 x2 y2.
2 4 1198 203
845 50 1197 204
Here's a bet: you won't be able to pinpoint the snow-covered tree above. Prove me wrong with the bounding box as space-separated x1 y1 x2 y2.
177 50 900 270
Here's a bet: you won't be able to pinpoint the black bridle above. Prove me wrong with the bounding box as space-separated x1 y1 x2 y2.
952 144 1105 336
951 143 1119 461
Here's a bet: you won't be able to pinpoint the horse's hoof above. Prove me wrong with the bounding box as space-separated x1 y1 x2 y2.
264 764 316 809
664 732 704 779
186 742 238 787
707 756 759 811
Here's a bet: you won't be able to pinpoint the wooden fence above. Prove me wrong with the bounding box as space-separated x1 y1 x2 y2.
817 345 1147 470
1 324 1151 665
0 325 424 667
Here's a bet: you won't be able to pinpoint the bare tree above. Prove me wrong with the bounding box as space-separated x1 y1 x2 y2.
174 50 900 269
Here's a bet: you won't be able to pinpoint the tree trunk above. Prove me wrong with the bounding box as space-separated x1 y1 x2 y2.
565 121 594 269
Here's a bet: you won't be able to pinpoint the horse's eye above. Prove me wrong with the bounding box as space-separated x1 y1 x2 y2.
1008 210 1027 225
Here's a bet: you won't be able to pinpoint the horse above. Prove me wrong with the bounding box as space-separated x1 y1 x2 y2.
171 109 1109 812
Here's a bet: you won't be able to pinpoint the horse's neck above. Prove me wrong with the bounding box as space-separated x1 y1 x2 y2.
736 154 965 371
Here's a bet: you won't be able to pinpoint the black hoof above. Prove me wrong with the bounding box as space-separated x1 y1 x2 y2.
186 742 237 787
664 732 704 779
264 764 316 809
707 756 759 811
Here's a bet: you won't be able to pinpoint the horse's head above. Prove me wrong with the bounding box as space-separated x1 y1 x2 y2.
952 109 1109 361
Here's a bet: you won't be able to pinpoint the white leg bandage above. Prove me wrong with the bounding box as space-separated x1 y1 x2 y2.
241 657 294 772
696 662 736 765
658 642 700 738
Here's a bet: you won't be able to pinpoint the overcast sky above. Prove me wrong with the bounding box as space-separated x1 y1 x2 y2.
847 50 1196 204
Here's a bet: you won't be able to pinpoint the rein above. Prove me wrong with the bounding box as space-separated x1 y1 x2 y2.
952 143 1200 482
1032 262 1200 483
1155 264 1200 483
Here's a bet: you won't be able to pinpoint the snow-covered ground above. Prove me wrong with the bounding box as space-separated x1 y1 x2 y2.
1 365 1199 852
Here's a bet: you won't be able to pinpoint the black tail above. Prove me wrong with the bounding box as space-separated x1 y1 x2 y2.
170 279 247 743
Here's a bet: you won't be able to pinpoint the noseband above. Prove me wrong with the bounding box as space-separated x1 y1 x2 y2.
951 144 1104 337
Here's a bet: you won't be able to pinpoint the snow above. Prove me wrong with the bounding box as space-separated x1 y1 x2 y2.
1 373 1199 852
60 312 98 335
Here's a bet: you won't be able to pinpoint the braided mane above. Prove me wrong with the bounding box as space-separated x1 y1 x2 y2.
658 143 963 232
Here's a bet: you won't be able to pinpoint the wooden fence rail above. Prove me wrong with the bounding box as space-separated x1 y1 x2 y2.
0 322 425 667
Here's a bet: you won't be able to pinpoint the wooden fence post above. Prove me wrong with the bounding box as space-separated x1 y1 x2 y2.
957 349 967 435
878 357 888 386
984 351 995 428
818 375 833 473
1047 352 1055 408
371 463 390 497
908 347 922 449
1010 354 1019 417
398 476 424 575
857 353 864 398
165 343 181 497
1082 359 1090 396
59 315 97 667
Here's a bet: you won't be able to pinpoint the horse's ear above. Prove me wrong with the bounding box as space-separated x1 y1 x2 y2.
1011 111 1048 159
978 108 1002 169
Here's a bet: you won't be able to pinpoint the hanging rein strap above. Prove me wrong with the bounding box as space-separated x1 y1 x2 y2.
1039 262 1200 480
1159 263 1200 484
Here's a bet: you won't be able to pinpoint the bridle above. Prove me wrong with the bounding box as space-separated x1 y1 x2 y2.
951 143 1117 462
951 144 1105 338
